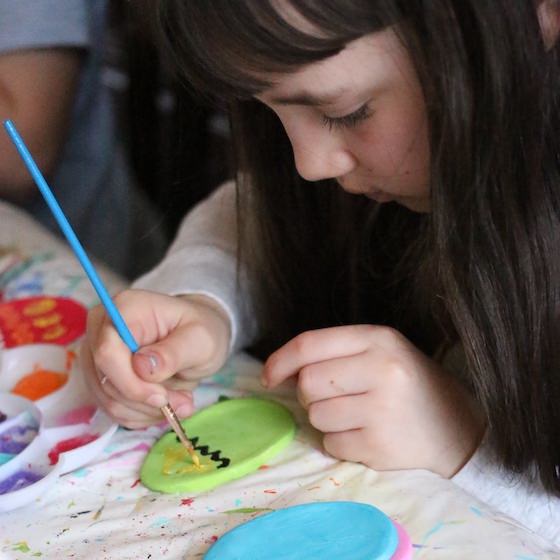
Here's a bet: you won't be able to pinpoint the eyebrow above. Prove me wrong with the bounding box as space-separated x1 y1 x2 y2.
268 88 348 107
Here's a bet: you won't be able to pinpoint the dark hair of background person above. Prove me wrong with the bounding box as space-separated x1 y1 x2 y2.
106 1 233 241
149 0 560 495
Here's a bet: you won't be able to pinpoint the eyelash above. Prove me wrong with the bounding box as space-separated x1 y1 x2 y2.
322 103 372 131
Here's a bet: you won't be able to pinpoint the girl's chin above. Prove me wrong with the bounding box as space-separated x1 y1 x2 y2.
365 191 393 203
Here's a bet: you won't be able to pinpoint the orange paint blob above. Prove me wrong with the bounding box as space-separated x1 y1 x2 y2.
11 366 68 400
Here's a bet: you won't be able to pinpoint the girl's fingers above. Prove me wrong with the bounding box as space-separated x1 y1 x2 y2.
264 325 380 388
132 321 218 384
91 359 194 421
80 330 168 427
88 290 199 410
166 390 195 418
99 290 187 348
99 388 193 427
95 373 167 417
92 370 194 426
84 290 227 422
322 429 367 464
307 394 371 433
93 318 168 408
80 336 111 405
296 353 376 407
162 376 198 393
92 383 162 427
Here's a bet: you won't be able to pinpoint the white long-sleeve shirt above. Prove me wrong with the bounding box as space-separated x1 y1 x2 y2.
134 180 560 546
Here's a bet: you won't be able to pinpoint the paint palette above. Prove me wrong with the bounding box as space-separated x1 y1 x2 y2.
0 344 117 511
204 501 413 560
141 397 296 493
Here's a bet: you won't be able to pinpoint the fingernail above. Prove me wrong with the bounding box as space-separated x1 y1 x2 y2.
146 394 168 408
136 352 158 375
176 404 191 418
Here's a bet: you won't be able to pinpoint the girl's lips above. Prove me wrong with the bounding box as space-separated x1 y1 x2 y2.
336 180 393 203
366 190 393 203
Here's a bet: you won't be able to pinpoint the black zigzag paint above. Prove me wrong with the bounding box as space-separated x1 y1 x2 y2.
175 435 231 469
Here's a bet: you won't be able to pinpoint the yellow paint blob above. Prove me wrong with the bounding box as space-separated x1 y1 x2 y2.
162 445 209 475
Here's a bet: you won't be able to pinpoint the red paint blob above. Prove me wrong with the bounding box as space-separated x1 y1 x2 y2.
181 498 194 506
48 434 99 464
12 367 68 400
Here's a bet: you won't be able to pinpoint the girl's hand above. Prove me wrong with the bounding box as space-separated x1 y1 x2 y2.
262 325 484 478
81 289 231 429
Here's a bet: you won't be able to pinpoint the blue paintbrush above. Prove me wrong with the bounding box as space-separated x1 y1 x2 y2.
3 119 199 466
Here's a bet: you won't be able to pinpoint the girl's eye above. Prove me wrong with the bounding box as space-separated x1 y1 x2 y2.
322 103 372 131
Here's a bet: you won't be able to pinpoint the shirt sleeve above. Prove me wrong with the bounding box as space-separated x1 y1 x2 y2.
0 1 90 53
452 437 560 546
132 180 258 354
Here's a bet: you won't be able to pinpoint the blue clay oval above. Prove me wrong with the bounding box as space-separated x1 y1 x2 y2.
204 501 398 560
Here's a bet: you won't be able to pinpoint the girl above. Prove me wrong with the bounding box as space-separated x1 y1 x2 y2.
82 0 560 543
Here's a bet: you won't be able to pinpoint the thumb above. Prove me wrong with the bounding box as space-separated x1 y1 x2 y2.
132 322 215 383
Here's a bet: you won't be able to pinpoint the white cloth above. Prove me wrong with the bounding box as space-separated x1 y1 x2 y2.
133 180 560 547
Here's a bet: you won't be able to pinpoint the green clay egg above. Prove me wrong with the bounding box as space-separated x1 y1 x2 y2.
140 397 296 493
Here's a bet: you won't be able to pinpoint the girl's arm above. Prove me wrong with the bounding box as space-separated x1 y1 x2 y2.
133 180 258 354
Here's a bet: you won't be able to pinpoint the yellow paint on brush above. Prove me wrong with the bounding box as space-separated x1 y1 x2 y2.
190 449 201 468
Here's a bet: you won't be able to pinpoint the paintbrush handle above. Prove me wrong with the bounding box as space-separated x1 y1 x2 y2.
161 404 200 466
3 119 139 353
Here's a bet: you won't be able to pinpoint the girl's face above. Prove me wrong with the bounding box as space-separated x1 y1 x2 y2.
257 29 431 212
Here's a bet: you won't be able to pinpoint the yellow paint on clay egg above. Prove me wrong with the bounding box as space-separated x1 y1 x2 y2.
162 446 210 475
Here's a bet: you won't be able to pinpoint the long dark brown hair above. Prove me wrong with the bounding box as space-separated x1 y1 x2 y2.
152 0 560 494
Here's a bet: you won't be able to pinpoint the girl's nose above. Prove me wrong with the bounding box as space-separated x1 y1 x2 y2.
293 140 357 182
278 109 357 182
